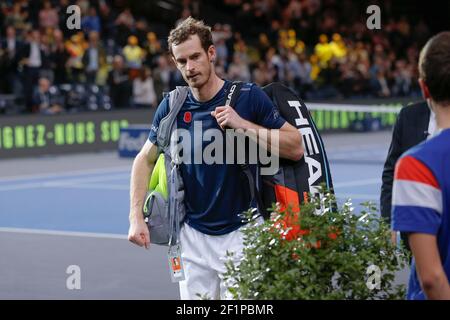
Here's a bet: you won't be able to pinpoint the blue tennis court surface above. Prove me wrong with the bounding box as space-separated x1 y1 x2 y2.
0 131 390 235
0 166 131 234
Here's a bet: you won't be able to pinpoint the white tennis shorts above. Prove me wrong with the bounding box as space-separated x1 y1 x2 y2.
178 222 247 300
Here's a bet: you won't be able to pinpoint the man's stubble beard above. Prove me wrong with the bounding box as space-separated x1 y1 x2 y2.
187 64 213 90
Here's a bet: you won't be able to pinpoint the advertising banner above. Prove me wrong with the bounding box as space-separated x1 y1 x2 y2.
0 109 154 159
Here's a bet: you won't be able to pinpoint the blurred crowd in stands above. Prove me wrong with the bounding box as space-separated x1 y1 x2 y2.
0 0 429 114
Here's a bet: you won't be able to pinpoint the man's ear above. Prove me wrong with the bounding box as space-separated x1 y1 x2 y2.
208 45 216 63
419 78 431 100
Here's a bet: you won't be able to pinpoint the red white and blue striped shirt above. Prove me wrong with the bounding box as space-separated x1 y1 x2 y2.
392 128 450 300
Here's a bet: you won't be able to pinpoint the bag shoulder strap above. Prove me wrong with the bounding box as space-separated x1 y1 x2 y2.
157 86 189 246
224 81 244 107
224 81 268 219
156 86 189 153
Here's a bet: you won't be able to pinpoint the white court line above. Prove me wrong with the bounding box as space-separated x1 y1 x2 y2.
336 194 379 200
0 227 127 240
0 174 129 192
0 165 131 183
53 183 129 191
333 178 380 188
325 143 388 152
44 173 129 186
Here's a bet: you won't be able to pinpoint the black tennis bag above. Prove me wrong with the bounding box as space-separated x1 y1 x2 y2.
258 82 334 214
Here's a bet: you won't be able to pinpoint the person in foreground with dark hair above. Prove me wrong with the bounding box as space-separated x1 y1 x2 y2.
392 31 450 300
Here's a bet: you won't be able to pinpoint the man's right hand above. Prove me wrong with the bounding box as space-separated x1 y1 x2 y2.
128 140 158 250
128 216 150 249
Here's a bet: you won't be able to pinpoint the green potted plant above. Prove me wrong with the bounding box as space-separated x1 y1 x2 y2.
223 189 409 300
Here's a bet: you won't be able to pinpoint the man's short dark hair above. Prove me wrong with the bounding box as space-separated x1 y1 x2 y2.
168 17 213 56
419 31 450 104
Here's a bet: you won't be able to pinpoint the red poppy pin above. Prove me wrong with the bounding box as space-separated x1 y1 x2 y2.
183 111 192 123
